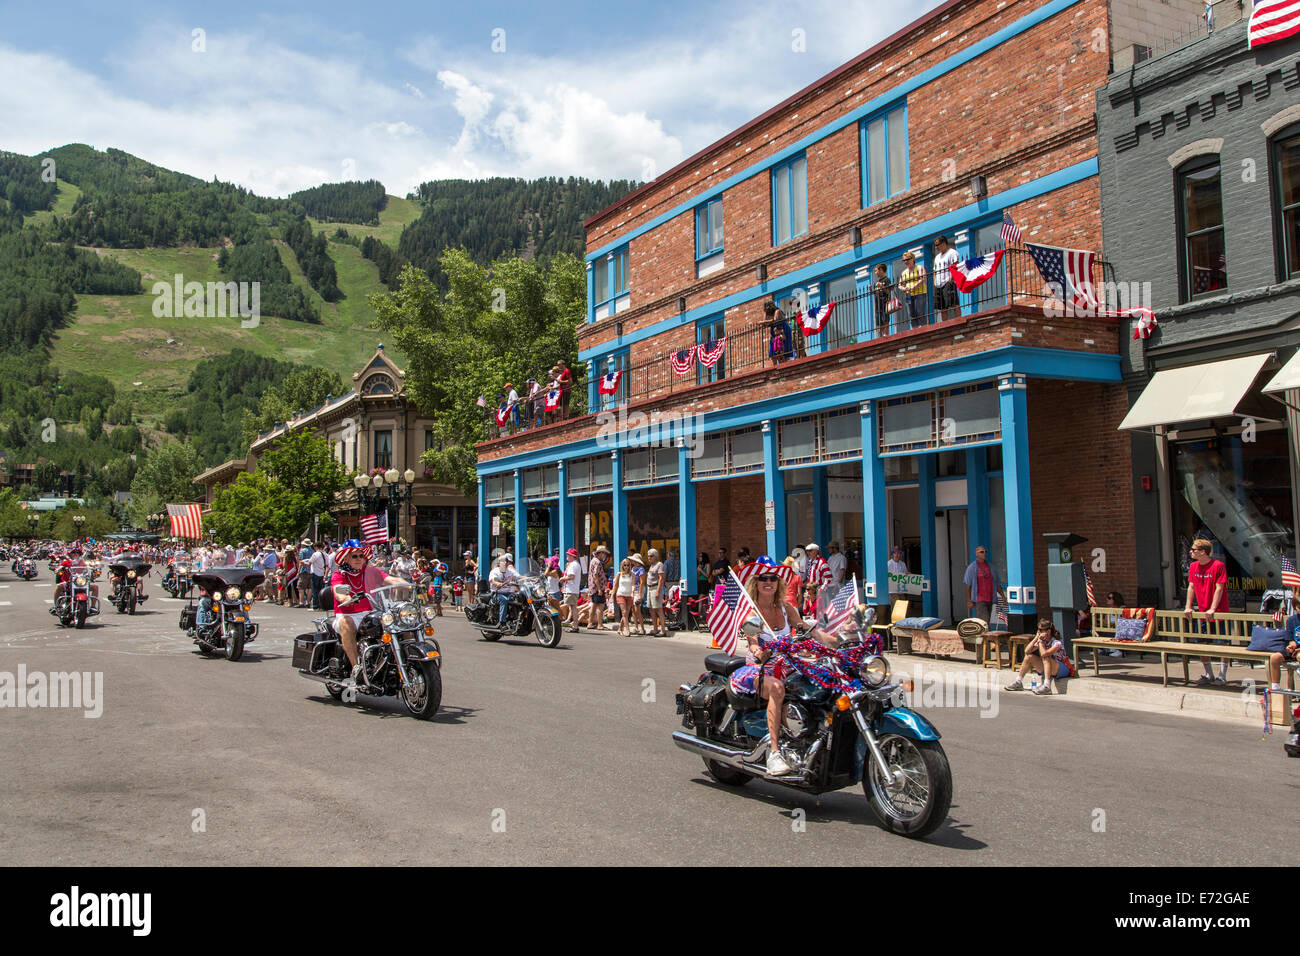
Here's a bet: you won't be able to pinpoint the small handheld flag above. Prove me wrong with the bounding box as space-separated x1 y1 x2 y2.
706 570 762 656
476 394 487 408
359 510 389 546
1000 211 1022 246
1280 552 1300 592
819 575 860 635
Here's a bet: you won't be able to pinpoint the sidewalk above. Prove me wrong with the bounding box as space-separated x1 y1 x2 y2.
606 624 1286 729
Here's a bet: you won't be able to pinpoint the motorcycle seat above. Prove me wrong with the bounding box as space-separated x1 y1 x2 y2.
705 653 747 676
724 684 764 713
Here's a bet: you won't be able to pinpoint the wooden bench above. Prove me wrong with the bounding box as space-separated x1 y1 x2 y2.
1073 607 1297 696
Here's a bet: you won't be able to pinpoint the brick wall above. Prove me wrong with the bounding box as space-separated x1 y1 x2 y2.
1027 378 1138 611
694 475 767 560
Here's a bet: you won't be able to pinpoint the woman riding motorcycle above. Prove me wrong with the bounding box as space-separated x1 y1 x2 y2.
329 540 412 687
729 556 837 777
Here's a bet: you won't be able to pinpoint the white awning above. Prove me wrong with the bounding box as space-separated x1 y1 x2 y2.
1119 353 1272 431
1263 349 1300 395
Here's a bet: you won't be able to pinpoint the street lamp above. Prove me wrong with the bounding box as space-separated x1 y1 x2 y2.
72 513 84 542
28 513 38 540
354 469 417 546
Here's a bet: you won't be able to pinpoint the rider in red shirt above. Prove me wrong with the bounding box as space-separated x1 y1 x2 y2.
329 540 411 686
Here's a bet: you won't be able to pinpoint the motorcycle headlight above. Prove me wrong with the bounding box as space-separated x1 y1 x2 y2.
244 591 254 601
859 655 890 687
381 611 395 626
422 605 437 621
533 584 546 599
225 586 240 600
127 570 137 579
399 605 419 627
74 576 86 587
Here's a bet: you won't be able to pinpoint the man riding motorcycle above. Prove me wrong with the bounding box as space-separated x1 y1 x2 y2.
53 548 99 604
488 553 520 626
107 545 149 602
329 540 412 688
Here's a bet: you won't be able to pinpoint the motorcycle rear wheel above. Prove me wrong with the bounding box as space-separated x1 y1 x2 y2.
401 660 442 719
534 612 561 648
864 735 952 839
703 758 753 787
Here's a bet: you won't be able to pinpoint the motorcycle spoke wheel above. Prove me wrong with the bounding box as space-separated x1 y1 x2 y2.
864 735 952 839
535 613 560 648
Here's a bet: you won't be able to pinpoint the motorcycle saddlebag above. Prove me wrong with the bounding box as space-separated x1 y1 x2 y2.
178 606 197 631
292 632 338 671
684 677 728 732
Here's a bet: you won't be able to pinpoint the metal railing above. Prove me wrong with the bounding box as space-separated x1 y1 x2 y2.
607 247 1114 407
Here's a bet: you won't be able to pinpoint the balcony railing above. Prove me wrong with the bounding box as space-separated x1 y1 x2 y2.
594 247 1115 408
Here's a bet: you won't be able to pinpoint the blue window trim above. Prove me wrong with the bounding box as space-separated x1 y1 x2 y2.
860 101 909 208
771 154 808 247
591 245 630 320
695 198 724 261
696 313 726 385
591 347 630 411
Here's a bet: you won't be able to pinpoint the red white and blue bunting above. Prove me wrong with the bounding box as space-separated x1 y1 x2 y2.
697 338 727 369
797 303 835 336
948 250 1004 294
670 345 698 378
598 370 623 395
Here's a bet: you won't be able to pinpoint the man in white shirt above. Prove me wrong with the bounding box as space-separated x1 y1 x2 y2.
561 548 583 633
645 548 667 636
826 541 846 588
489 553 520 625
308 546 326 610
932 235 961 321
888 545 910 607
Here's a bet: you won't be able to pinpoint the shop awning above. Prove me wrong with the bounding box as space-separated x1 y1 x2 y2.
1263 349 1300 395
1118 353 1272 431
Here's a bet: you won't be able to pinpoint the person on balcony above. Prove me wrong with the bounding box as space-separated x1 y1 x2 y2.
933 236 961 321
898 251 928 329
527 377 544 429
872 263 896 335
765 301 794 364
556 361 573 419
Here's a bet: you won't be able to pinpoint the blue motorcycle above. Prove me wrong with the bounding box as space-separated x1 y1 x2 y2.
674 620 953 839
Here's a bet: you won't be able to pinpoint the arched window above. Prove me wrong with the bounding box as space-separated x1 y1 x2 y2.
1176 157 1226 301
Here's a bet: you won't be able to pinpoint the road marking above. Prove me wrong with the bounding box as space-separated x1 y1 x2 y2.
43 599 54 604
0 601 11 606
33 583 51 588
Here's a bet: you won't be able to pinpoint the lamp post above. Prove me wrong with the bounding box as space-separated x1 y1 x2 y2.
353 469 417 547
72 513 84 543
28 513 39 540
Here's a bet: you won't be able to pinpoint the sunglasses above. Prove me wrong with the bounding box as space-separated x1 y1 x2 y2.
756 574 779 583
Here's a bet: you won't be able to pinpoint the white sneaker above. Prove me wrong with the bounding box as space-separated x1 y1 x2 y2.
766 751 792 776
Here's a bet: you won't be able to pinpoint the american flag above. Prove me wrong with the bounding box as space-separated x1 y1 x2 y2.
820 575 859 635
1026 243 1098 312
706 570 759 656
697 338 727 369
166 503 203 540
796 303 835 336
993 597 1009 631
359 510 389 546
476 394 487 408
1000 211 1022 246
1082 566 1096 606
1249 0 1300 49
1281 552 1300 591
670 346 698 378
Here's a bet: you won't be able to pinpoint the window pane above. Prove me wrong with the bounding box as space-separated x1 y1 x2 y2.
624 450 650 485
730 428 764 471
694 435 727 477
880 400 933 448
887 108 907 196
654 447 679 481
568 458 591 492
524 467 542 497
943 388 1001 440
1188 228 1227 295
792 158 808 236
1279 134 1300 277
710 201 724 250
591 455 612 490
780 418 817 463
594 260 609 302
1183 164 1223 232
774 169 791 243
825 411 863 456
696 206 708 257
868 118 887 204
616 250 628 293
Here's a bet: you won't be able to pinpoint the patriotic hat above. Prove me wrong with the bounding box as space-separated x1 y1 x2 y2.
335 539 372 565
735 555 798 588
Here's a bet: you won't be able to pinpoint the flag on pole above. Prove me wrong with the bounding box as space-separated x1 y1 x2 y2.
948 250 1005 293
670 346 698 378
1000 211 1022 246
1280 552 1300 591
820 575 860 635
166 504 203 540
796 302 835 336
359 510 389 546
1026 242 1158 336
697 338 727 369
598 370 623 395
993 597 1010 631
1082 566 1097 607
476 394 487 408
1249 0 1300 48
706 570 761 656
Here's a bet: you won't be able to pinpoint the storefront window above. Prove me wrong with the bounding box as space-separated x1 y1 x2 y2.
1171 430 1296 607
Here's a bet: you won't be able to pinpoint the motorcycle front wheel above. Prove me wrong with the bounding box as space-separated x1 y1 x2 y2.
401 660 442 719
534 611 561 648
864 735 952 839
74 606 86 629
226 623 245 661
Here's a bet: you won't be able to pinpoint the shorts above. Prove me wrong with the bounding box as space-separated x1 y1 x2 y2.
1054 659 1070 680
934 283 959 310
335 611 367 629
648 589 663 609
590 592 606 606
432 585 443 605
563 594 579 610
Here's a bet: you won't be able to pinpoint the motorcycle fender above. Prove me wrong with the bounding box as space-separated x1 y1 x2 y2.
873 707 941 742
405 640 441 663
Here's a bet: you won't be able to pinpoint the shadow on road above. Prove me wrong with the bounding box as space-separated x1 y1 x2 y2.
304 692 479 726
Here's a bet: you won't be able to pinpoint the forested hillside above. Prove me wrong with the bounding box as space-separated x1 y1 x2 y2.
291 180 386 224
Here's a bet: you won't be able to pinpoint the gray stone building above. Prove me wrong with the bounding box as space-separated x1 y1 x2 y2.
1098 3 1300 609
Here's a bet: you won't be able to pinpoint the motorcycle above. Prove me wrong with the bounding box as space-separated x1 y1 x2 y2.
52 565 100 629
672 614 954 839
15 557 38 581
107 557 151 614
463 575 562 647
181 568 263 661
293 584 443 719
162 560 193 599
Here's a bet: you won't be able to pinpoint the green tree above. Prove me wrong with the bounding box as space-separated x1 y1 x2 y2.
51 507 117 541
128 439 203 527
241 367 346 447
205 471 311 543
257 430 348 517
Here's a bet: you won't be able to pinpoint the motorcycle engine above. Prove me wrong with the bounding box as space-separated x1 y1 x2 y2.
783 702 814 738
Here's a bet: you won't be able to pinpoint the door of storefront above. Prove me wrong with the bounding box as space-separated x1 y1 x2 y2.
935 509 969 623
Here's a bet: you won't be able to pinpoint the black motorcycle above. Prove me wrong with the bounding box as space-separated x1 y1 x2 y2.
464 575 562 647
180 568 263 661
293 584 443 719
162 560 193 599
107 558 151 613
673 621 953 839
14 556 38 580
51 564 100 628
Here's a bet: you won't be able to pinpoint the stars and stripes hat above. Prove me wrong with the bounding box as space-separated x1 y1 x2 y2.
335 539 372 565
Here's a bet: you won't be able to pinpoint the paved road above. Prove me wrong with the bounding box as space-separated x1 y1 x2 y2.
0 571 1292 865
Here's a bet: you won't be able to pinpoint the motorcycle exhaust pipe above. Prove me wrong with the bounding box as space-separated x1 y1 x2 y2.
671 730 768 766
296 669 339 685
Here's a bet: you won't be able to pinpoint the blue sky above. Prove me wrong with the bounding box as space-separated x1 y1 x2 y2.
0 0 943 196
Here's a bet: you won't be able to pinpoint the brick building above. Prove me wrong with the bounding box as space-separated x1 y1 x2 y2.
1100 2 1300 610
476 0 1204 628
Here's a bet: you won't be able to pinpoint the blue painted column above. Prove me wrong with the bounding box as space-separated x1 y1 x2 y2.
585 260 595 324
476 476 488 569
513 469 527 567
860 401 889 604
678 444 697 594
918 455 938 617
966 447 989 568
998 373 1035 627
556 460 571 559
611 451 627 562
761 419 787 559
812 467 830 551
